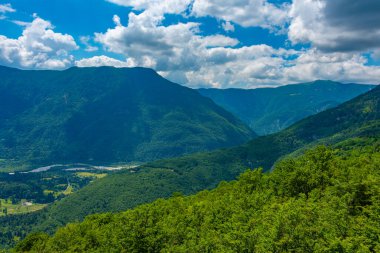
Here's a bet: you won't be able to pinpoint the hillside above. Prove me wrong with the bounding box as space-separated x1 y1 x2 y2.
15 141 380 252
199 80 375 135
1 85 378 248
0 66 254 170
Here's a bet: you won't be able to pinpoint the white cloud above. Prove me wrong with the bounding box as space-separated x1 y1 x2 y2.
185 47 380 88
288 0 323 45
222 21 235 32
201 35 239 48
284 49 380 84
164 47 380 88
1 0 377 88
106 0 289 31
180 45 290 88
93 12 288 87
75 55 129 68
0 16 78 69
106 0 192 16
161 70 189 84
0 3 15 13
95 13 208 71
12 20 30 26
191 0 289 31
79 36 98 52
288 0 380 52
90 10 380 88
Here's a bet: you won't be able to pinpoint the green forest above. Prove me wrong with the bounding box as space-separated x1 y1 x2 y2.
15 139 380 252
0 66 253 171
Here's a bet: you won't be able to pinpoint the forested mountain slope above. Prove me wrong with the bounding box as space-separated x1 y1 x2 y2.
16 140 380 252
199 80 375 135
0 66 254 170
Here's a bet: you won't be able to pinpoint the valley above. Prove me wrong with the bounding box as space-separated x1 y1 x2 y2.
0 1 379 251
16 141 380 252
0 74 378 250
0 164 126 217
0 66 254 171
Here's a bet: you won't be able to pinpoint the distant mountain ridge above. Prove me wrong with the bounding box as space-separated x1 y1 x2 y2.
0 66 254 170
198 80 375 135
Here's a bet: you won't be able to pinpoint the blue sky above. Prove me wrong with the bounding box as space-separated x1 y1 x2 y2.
0 0 379 88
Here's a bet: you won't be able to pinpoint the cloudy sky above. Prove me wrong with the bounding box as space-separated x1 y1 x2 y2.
0 0 379 88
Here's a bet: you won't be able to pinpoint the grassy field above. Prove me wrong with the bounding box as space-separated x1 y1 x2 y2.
0 159 32 173
76 172 108 180
0 199 47 216
63 185 74 195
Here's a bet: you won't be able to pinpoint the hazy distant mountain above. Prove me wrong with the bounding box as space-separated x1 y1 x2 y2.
0 66 254 169
199 80 375 135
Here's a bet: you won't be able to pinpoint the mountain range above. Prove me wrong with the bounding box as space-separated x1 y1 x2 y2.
199 80 375 135
0 66 254 170
12 83 380 252
2 79 378 247
0 66 374 171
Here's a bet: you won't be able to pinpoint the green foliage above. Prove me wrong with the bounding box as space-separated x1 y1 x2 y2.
199 80 375 135
15 144 380 252
0 66 254 170
14 233 49 253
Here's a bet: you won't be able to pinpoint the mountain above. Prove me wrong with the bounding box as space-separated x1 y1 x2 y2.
198 80 375 135
150 83 380 174
0 66 254 170
2 85 378 248
15 141 380 252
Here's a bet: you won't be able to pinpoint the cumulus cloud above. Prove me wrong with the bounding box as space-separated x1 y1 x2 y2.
284 49 380 84
95 13 240 72
1 0 378 88
191 0 289 31
0 16 78 69
92 11 292 87
201 35 239 47
181 45 289 88
180 47 380 88
75 55 129 68
90 8 380 88
289 0 380 53
106 0 289 31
